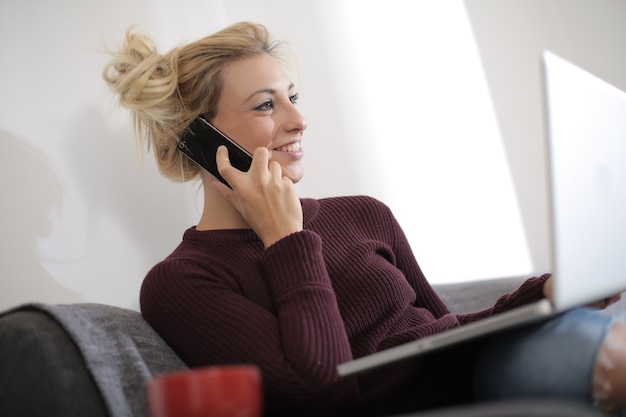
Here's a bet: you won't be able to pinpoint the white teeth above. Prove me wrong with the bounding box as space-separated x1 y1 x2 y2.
277 142 300 152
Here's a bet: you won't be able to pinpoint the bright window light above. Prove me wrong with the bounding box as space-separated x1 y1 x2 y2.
335 0 533 282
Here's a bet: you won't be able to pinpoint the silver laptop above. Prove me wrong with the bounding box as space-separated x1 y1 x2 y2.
337 50 626 377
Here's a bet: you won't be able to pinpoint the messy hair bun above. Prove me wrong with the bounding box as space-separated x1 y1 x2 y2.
103 22 287 182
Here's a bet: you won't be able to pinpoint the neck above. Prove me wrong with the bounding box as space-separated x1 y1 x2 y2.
196 179 249 231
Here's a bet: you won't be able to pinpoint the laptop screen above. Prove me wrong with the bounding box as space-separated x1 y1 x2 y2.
543 51 626 310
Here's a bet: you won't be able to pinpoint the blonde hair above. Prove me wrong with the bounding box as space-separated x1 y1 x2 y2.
103 22 288 182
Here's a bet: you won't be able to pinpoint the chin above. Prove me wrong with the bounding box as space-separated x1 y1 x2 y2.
289 172 304 184
284 165 304 184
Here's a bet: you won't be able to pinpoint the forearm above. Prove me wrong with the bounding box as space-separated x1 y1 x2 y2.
262 231 356 384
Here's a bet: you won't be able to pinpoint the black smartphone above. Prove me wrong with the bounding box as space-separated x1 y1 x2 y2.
177 116 252 188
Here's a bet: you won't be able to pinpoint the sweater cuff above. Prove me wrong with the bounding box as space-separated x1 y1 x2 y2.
262 230 332 296
495 273 551 311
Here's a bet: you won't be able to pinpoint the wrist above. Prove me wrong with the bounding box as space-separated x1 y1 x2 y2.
262 226 302 249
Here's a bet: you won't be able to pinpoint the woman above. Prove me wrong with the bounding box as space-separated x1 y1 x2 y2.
103 22 626 416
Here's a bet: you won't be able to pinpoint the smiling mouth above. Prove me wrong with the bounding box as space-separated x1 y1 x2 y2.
275 142 301 153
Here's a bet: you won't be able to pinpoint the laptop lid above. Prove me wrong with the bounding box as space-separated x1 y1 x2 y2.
543 51 626 311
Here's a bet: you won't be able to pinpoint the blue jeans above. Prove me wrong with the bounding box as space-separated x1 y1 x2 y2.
474 307 626 416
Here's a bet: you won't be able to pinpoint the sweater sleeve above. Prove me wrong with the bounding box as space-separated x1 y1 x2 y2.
261 231 359 401
140 231 360 417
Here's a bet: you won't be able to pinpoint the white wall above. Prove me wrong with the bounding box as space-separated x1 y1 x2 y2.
1 0 625 311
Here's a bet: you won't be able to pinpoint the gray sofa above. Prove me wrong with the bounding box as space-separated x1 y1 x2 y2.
0 277 610 417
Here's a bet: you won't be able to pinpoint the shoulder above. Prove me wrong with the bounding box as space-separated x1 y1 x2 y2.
140 244 238 317
303 195 400 238
314 195 392 215
321 196 396 226
141 233 237 294
141 250 206 294
144 238 241 284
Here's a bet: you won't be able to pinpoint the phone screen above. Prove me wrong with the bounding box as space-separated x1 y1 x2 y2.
177 117 252 188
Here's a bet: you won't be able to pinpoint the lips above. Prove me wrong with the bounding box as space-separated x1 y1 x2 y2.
274 142 301 153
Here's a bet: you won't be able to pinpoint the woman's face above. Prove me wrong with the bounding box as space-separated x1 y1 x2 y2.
212 53 307 184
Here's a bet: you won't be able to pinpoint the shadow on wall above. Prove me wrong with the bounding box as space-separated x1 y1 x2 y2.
0 131 85 310
62 107 197 279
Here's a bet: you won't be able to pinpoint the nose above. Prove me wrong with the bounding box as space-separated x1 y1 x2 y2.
286 104 307 133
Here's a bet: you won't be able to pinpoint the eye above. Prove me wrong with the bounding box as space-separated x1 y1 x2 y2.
254 100 273 111
290 92 299 105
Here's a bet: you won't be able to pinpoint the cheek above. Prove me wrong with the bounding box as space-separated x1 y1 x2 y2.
235 124 275 153
213 113 276 153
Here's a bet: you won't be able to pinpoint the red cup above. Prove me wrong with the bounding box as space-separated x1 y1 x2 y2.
147 365 263 417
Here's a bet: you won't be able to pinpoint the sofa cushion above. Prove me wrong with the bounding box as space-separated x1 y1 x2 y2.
433 276 526 314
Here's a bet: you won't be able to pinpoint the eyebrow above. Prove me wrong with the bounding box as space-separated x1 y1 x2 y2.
244 82 295 102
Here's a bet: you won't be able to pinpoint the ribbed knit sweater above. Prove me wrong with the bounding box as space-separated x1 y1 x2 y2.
140 196 548 416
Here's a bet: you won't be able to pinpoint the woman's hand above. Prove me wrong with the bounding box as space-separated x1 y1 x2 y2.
542 275 553 299
543 276 622 309
588 294 622 310
213 146 303 248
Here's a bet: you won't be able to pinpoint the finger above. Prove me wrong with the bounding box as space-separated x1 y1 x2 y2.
608 294 623 306
215 145 231 171
591 295 622 310
250 147 271 172
215 145 241 186
268 160 284 182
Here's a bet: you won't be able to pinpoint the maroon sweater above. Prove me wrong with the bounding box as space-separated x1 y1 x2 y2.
140 196 548 416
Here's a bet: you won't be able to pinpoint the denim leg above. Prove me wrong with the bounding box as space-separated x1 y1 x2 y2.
474 308 612 406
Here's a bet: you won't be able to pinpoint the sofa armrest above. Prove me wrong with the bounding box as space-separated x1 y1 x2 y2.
0 310 109 417
0 303 187 417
